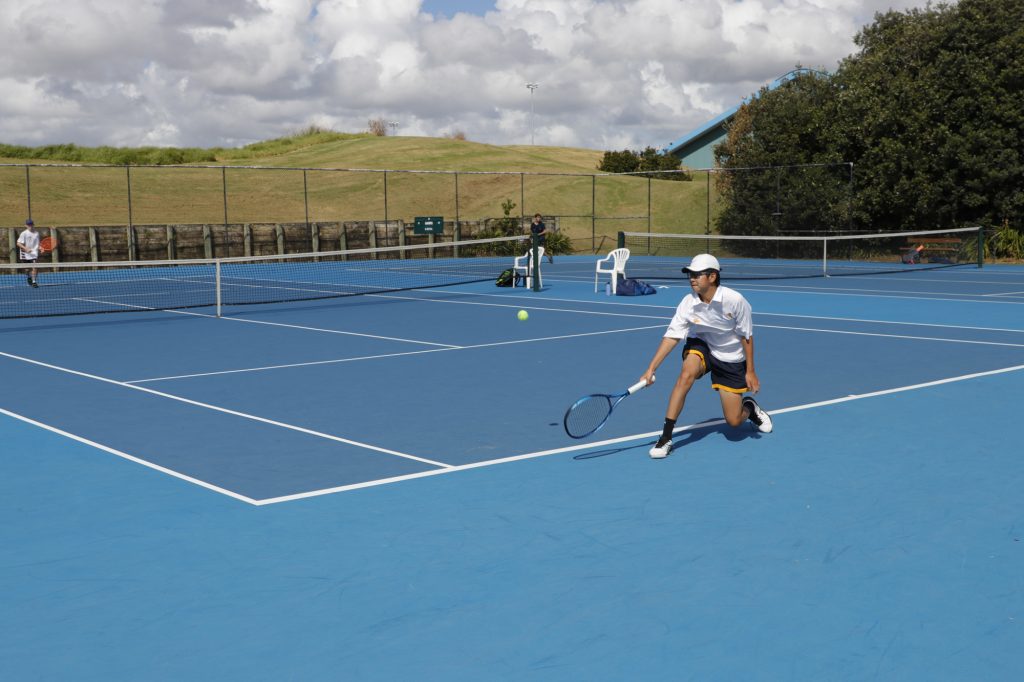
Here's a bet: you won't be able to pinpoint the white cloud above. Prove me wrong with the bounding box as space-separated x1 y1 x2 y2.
0 0 933 151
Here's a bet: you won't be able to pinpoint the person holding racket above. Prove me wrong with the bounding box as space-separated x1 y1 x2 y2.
640 253 773 459
17 219 40 288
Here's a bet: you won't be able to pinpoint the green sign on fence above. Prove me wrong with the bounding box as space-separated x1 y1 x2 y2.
414 216 444 235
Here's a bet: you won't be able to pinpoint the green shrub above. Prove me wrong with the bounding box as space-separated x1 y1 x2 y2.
990 220 1024 260
598 150 640 173
543 228 573 255
598 146 690 181
493 198 519 236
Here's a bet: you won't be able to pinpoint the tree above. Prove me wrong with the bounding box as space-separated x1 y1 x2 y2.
638 146 690 180
599 147 690 180
714 0 1024 237
714 70 849 236
833 0 1024 231
598 150 640 173
495 198 518 236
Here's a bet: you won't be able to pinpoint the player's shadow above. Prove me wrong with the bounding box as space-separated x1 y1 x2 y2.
572 418 761 460
675 419 763 446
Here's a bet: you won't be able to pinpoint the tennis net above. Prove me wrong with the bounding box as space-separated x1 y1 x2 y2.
618 226 984 280
0 234 530 319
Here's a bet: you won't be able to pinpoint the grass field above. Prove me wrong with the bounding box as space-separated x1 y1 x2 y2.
0 132 724 250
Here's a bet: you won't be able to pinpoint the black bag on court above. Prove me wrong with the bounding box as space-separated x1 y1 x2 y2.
495 268 515 287
615 275 656 296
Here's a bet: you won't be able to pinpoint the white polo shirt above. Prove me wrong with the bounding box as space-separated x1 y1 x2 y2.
663 285 753 363
17 229 40 261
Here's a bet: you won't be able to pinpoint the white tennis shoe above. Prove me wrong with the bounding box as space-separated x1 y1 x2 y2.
649 440 672 459
743 397 773 433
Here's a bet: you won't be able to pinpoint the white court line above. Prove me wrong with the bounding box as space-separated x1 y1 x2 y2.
128 320 1024 383
255 363 1024 505
127 324 667 382
127 348 455 382
0 350 450 469
72 289 1024 383
517 268 1024 287
755 311 1024 334
983 291 1024 298
73 297 213 316
0 407 260 505
375 286 1024 324
757 324 1024 348
214 314 462 348
762 273 1024 286
362 289 671 319
732 283 1024 305
73 297 461 348
392 288 1024 334
6 359 1023 506
71 282 1024 339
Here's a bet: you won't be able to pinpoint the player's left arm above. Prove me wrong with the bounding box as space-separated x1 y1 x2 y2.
741 335 760 394
734 296 760 393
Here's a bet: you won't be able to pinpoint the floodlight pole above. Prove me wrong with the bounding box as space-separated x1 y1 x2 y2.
526 82 539 145
388 121 399 136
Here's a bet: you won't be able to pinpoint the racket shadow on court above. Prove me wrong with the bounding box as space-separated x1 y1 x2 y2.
573 444 648 461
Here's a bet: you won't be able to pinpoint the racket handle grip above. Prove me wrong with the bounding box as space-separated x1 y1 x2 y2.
628 376 653 394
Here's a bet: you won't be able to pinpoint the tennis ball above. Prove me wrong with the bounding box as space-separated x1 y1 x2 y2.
517 309 529 321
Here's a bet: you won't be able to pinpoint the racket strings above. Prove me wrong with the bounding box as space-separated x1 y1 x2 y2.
564 395 613 438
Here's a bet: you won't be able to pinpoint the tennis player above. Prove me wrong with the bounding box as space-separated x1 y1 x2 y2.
17 219 40 288
639 253 772 459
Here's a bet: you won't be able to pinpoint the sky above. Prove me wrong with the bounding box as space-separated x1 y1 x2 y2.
0 0 931 152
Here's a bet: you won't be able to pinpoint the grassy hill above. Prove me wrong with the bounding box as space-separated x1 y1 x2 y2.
0 131 719 250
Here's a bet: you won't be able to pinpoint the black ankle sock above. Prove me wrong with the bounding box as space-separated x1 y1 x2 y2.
658 418 676 446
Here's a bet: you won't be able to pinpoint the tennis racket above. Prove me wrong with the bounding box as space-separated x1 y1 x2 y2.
39 236 58 255
563 376 654 439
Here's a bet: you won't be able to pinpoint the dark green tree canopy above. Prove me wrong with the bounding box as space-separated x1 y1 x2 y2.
715 0 1023 236
599 147 690 180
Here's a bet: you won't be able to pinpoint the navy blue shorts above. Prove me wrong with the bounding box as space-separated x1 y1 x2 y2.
682 337 748 394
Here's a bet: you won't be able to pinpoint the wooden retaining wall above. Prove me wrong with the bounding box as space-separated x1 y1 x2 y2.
5 219 516 263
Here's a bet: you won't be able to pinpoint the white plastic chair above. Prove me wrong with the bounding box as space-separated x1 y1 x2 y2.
513 247 544 288
595 248 630 293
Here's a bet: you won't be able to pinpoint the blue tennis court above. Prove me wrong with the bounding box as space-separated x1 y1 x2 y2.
2 254 1023 679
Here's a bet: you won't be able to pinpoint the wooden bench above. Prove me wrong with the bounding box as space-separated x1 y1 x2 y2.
902 237 961 263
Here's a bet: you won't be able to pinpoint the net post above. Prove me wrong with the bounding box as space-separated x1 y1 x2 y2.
822 237 828 277
531 233 541 291
215 260 222 318
977 227 984 268
617 231 625 249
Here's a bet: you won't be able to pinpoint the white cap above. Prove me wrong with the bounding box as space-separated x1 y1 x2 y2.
682 253 720 273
